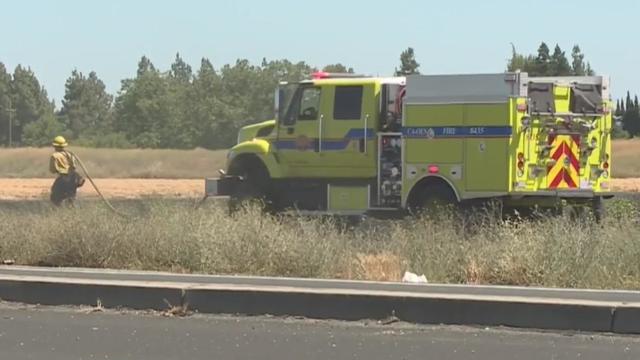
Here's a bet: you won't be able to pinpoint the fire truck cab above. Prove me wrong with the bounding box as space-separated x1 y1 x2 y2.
207 71 613 218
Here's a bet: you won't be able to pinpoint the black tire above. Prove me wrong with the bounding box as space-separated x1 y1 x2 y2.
409 182 458 218
559 199 604 223
227 158 271 214
592 196 605 223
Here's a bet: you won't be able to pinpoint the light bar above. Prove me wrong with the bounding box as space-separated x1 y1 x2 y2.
311 71 366 79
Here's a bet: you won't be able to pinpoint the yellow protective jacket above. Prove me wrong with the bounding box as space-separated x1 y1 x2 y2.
49 150 75 175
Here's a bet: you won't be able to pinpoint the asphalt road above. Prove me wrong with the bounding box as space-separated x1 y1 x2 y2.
3 265 640 304
1 302 639 360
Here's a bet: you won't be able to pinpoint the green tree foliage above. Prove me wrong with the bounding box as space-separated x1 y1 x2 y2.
534 42 551 76
620 91 640 137
550 45 571 76
507 44 536 74
113 55 313 149
137 56 156 77
22 112 66 146
5 46 636 149
507 43 594 77
170 53 193 83
187 58 228 149
0 63 12 145
59 70 114 140
322 64 354 73
115 57 172 148
10 66 56 145
395 47 420 76
571 46 585 76
615 99 623 116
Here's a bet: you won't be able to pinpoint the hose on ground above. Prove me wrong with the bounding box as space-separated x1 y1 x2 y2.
68 151 130 218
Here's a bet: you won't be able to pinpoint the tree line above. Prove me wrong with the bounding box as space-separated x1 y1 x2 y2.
0 48 420 149
509 42 638 138
507 42 594 77
616 93 640 137
0 44 636 149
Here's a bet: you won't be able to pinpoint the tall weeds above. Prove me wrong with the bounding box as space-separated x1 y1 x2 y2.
0 199 638 290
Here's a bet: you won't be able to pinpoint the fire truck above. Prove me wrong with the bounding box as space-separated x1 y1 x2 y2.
206 71 613 219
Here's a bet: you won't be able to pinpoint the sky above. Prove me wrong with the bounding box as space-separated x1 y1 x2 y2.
1 0 638 106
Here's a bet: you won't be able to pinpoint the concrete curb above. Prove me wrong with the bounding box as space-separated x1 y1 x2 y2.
0 273 637 334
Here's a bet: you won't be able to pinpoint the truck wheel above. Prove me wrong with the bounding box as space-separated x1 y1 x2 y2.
410 183 458 218
591 196 605 223
227 161 271 214
229 180 266 213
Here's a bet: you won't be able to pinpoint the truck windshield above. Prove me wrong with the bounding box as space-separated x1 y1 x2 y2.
277 83 299 124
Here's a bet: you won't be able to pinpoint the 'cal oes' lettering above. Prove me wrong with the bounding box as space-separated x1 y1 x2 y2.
406 128 432 137
442 128 456 135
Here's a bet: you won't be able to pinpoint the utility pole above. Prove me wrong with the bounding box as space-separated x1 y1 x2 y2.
6 98 15 147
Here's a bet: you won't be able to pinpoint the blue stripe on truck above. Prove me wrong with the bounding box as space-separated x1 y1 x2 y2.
402 126 512 138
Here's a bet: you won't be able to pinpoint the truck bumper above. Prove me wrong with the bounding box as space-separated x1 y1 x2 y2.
510 190 614 199
204 176 241 197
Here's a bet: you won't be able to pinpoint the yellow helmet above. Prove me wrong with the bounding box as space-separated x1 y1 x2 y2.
52 136 68 148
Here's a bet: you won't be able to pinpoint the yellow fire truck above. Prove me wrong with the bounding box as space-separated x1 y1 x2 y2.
206 71 613 219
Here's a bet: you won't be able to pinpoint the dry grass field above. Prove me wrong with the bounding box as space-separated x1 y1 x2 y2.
0 140 636 179
0 147 226 179
611 139 640 178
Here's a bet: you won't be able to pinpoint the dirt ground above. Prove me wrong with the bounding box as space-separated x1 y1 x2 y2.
0 178 637 201
0 178 203 200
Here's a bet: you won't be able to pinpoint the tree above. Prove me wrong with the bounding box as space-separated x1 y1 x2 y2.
507 43 595 77
534 42 551 76
507 44 535 73
616 99 624 116
0 62 12 146
59 70 113 140
170 53 193 83
22 112 66 146
395 47 420 76
10 65 55 145
622 91 640 137
585 62 594 76
550 44 571 76
115 56 169 148
188 58 234 149
322 64 354 73
571 45 586 76
136 56 156 77
626 91 633 112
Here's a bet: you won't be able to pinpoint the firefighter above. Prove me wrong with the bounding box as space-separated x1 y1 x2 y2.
49 136 84 206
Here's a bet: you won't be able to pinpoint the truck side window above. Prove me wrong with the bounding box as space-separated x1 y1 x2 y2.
297 87 321 121
334 86 363 120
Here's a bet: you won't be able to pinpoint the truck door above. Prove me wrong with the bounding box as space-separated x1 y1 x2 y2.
319 84 377 178
275 84 324 177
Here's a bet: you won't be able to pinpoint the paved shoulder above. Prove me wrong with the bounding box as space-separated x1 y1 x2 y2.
1 303 639 360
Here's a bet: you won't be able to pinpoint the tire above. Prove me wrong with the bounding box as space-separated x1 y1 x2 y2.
592 196 605 223
559 199 604 223
409 182 458 218
227 158 271 214
228 180 265 213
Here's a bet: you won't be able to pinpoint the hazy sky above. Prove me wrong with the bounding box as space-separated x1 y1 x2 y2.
2 0 638 105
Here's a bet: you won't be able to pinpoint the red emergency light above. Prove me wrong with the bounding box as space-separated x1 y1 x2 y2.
312 71 330 79
428 165 439 174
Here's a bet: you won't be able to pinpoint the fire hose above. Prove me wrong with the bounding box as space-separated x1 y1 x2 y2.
68 151 130 218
